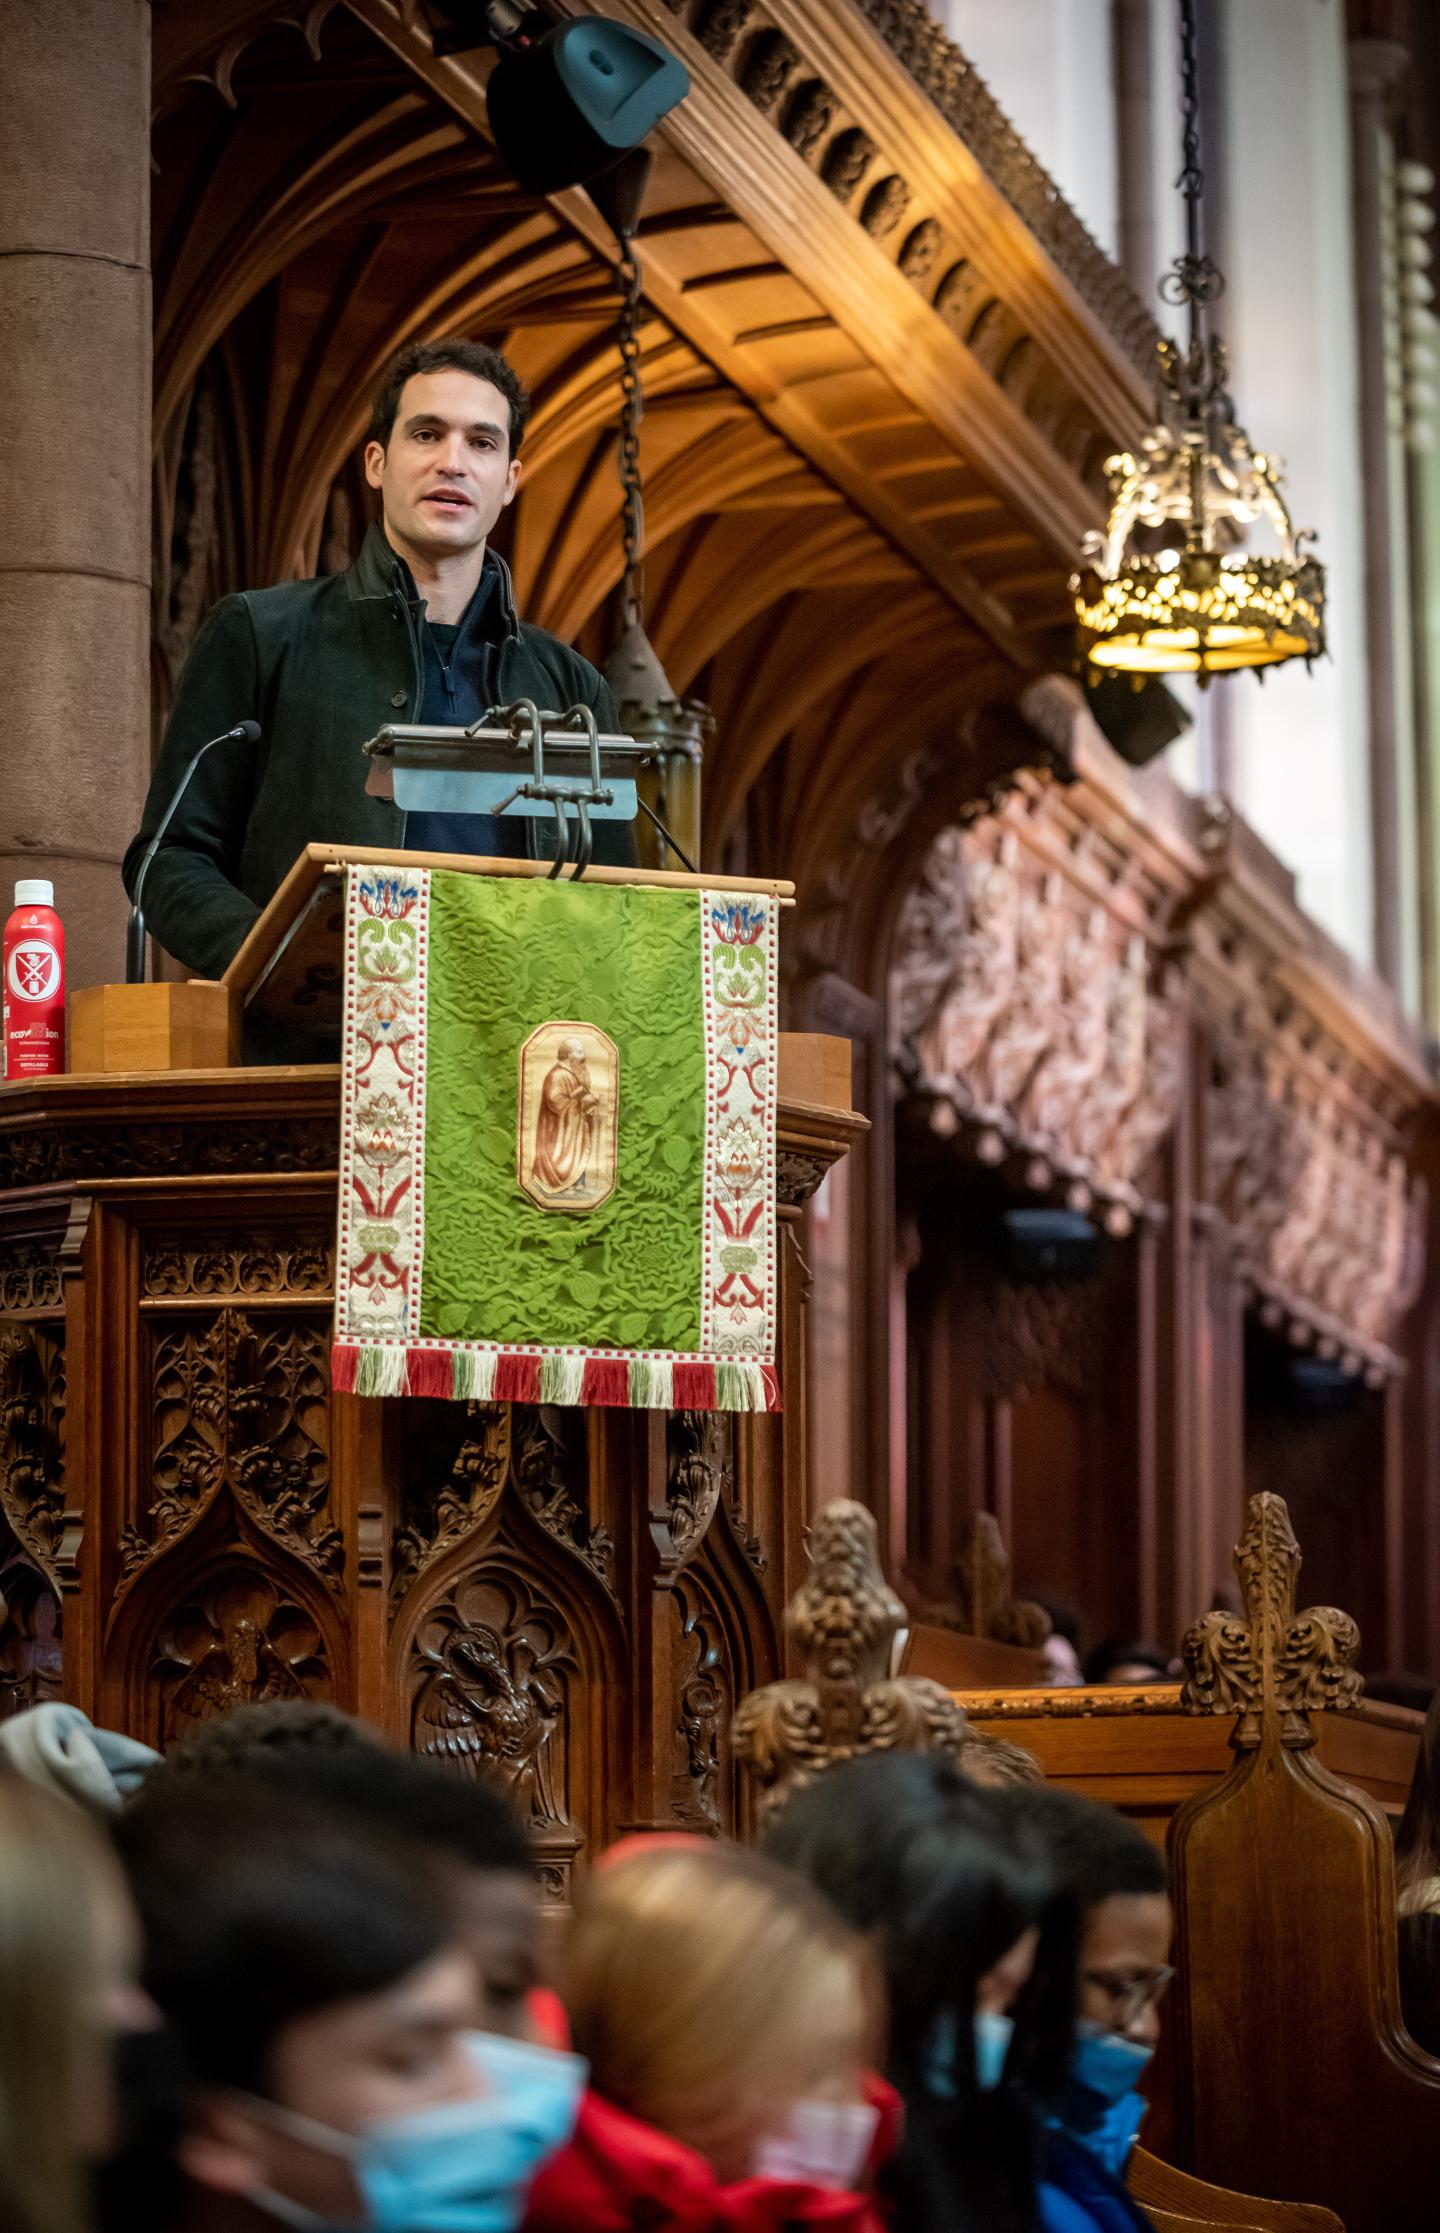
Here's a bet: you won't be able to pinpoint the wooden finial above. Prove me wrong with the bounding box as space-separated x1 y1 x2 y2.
731 1499 968 1816
954 1511 1052 1647
1180 1491 1362 1750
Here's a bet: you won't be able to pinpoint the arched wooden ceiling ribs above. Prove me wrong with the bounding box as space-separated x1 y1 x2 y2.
345 3 1131 670
150 4 1120 903
155 94 481 430
152 0 345 119
783 662 1041 987
646 512 890 692
528 409 816 641
703 590 945 851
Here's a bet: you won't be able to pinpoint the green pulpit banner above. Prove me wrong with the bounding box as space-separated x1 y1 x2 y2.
331 864 781 1410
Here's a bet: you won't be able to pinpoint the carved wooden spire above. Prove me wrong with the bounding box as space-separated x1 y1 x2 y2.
954 1511 1052 1647
731 1498 969 1817
1180 1492 1362 1751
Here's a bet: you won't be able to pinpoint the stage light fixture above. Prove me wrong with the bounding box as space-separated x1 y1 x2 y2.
427 0 531 55
486 19 690 195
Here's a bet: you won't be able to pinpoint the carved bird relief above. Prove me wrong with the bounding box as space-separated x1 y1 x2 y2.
1021 907 1111 1157
924 834 1022 1097
981 872 1069 1118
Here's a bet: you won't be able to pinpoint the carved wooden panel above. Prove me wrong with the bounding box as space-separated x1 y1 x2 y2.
892 815 1184 1231
0 1322 65 1590
409 1566 586 1903
0 1547 61 1720
151 1571 331 1747
670 1572 731 1833
120 1309 338 1599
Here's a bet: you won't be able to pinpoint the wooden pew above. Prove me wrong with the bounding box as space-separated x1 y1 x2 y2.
1159 1495 1440 2233
960 1682 1420 1839
961 1497 1431 2233
1130 2147 1342 2233
733 1494 1431 2232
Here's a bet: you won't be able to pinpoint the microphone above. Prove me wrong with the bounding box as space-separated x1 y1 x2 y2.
125 720 262 984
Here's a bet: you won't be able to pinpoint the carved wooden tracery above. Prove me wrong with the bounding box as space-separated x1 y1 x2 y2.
154 1572 331 1747
891 801 1187 1234
121 1310 339 1596
888 719 1430 1377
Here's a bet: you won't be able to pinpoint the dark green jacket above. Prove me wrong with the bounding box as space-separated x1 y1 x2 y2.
123 524 623 979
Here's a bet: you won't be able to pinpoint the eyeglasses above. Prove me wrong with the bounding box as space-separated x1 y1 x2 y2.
1082 1966 1176 2026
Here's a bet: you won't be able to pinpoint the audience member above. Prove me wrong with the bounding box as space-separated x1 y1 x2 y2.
0 1764 154 2233
765 1753 1076 2233
115 1775 583 2233
1029 1597 1086 1688
156 1700 373 1777
1043 1635 1086 1687
1394 1683 1440 2052
0 1701 159 1813
1082 1643 1175 1688
961 1729 1046 1789
147 1701 543 2039
1364 1672 1437 1713
525 1838 890 2231
994 1787 1172 2233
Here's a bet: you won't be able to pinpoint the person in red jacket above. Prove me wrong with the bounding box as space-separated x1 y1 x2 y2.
523 1839 897 2233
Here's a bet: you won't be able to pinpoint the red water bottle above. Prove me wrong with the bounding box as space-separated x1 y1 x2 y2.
4 880 65 1080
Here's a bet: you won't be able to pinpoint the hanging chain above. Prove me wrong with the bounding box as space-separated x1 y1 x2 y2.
1159 0 1224 320
616 235 646 631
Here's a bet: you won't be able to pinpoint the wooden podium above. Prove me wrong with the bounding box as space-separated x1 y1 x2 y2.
0 850 864 1891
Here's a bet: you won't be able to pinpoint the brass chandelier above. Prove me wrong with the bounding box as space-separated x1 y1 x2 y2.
1072 0 1325 684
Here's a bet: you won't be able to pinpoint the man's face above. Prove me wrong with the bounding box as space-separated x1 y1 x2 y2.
364 369 521 562
1078 1892 1174 2045
184 1948 485 2222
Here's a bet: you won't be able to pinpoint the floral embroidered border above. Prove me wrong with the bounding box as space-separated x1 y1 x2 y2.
332 865 781 1411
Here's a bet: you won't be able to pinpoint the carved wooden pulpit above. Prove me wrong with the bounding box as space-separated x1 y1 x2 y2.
1171 1493 1440 2233
0 856 863 1900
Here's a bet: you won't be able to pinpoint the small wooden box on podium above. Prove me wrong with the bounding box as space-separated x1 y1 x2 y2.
68 980 239 1074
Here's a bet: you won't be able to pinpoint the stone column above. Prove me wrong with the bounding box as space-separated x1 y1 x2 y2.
0 3 151 994
1111 0 1156 303
1349 37 1409 990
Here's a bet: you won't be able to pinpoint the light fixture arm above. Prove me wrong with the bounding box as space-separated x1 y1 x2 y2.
1162 0 1224 339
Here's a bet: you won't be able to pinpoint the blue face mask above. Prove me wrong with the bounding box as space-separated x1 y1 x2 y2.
973 2009 1014 2092
927 2007 1014 2098
245 2030 586 2232
1070 2020 1154 2106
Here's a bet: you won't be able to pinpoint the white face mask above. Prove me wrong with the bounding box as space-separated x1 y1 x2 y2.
752 2097 880 2191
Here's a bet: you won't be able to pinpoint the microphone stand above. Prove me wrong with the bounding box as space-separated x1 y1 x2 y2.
126 722 260 983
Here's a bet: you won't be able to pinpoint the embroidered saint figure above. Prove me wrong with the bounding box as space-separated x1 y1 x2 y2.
518 1021 619 1213
533 1036 600 1195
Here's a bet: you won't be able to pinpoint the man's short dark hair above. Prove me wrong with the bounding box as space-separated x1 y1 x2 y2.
156 1700 369 1779
115 1777 455 2094
243 1740 533 1876
991 1786 1168 1911
368 338 531 454
149 1699 531 1875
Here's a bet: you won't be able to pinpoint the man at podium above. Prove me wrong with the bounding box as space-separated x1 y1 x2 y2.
122 338 629 983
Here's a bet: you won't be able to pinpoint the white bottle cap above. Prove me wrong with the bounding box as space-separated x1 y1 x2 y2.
14 880 53 908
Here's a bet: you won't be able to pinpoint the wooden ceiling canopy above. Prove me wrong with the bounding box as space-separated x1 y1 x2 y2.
151 0 1154 879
